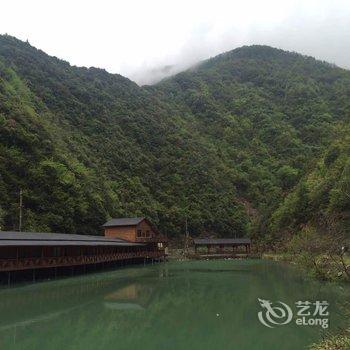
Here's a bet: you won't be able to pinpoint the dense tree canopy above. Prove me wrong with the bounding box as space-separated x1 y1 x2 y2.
0 35 349 239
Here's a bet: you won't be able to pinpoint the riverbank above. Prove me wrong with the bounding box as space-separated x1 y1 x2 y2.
167 247 261 261
263 252 350 350
309 330 350 350
262 253 350 282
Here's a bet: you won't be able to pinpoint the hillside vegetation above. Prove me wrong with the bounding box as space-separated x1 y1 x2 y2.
0 35 349 239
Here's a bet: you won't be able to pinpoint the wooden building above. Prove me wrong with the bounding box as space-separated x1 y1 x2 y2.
103 217 167 250
0 217 167 282
193 238 251 258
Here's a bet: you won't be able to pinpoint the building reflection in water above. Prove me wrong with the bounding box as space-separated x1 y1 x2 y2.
0 267 162 334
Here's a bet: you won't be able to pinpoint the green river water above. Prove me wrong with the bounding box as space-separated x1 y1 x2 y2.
0 260 348 350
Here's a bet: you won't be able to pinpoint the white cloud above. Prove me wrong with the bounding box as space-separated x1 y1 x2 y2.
1 0 349 84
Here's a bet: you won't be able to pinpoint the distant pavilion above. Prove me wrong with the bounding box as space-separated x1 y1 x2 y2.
193 238 251 257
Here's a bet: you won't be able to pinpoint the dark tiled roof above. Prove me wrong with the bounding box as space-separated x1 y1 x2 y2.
0 231 143 247
102 217 145 227
193 238 251 245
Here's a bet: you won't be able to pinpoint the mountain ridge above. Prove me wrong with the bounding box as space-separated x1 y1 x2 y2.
2 34 346 85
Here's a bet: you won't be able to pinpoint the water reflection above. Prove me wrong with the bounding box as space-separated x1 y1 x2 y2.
0 260 348 350
0 269 158 330
104 283 155 310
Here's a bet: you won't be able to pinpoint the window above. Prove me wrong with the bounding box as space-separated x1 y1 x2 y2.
146 230 150 237
53 247 61 257
137 230 142 237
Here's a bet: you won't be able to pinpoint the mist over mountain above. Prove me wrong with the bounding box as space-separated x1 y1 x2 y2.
129 64 181 86
0 34 349 239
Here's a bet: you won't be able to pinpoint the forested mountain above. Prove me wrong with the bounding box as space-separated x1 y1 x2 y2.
0 35 349 239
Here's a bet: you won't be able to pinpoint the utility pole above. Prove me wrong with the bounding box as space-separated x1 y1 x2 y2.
19 189 23 232
184 216 189 254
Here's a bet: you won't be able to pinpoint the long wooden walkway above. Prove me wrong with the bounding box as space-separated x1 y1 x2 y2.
0 251 164 272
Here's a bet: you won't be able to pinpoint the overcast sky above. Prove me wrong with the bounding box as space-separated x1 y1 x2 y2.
1 0 350 84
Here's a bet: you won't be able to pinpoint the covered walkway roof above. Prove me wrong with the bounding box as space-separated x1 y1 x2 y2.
0 232 143 247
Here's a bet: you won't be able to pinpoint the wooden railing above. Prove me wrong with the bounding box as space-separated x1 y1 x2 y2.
0 250 165 272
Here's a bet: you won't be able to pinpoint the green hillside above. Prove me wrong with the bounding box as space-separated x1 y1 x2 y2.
0 35 349 239
270 126 350 238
